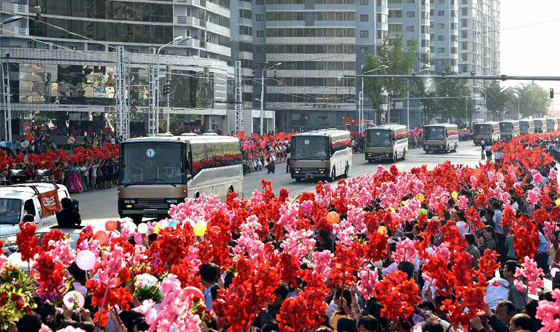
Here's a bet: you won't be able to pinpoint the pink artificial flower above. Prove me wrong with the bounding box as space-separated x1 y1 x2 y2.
535 288 560 332
527 187 541 206
39 325 53 332
393 238 417 264
310 251 334 282
232 215 265 264
277 204 299 233
457 195 469 211
357 266 379 300
280 229 316 263
514 256 544 294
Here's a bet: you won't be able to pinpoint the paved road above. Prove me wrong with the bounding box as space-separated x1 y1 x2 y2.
76 141 483 225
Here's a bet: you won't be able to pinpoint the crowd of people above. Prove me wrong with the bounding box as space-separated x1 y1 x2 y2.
1 130 560 332
0 127 120 193
240 133 291 174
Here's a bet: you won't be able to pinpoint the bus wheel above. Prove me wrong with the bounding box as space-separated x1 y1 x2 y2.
295 177 302 182
195 192 201 199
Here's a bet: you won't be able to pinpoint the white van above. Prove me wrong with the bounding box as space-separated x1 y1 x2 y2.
0 183 71 251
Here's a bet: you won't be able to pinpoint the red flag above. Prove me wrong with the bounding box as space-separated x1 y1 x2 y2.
39 190 61 216
263 135 269 142
278 132 286 141
251 133 259 139
237 131 245 139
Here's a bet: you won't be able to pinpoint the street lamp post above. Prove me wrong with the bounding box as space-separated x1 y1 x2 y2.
155 36 186 133
260 62 281 135
1 15 24 143
360 65 387 132
406 68 430 129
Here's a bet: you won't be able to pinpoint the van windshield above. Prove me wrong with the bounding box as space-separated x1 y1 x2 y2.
0 198 22 224
425 127 445 140
366 130 392 147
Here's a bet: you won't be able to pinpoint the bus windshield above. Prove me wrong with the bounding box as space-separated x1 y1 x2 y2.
366 130 392 147
425 127 445 140
293 136 329 160
0 198 21 224
500 122 513 131
473 124 492 136
120 142 185 185
520 122 529 130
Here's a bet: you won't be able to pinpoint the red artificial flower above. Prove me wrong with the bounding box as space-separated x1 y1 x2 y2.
478 249 501 280
374 270 421 321
16 222 39 262
35 251 66 298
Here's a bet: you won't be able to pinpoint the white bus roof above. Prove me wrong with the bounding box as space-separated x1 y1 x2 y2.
293 129 350 138
124 135 240 144
368 124 408 131
424 123 457 128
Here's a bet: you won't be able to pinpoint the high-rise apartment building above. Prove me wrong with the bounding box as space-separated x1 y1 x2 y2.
240 0 389 132
0 0 233 136
459 0 500 120
430 0 459 73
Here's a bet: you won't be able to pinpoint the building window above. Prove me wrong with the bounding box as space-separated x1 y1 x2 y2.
388 10 402 18
257 30 264 37
437 35 444 41
438 23 445 29
360 30 369 38
360 14 369 21
406 11 415 18
361 46 368 53
438 47 445 53
406 26 414 32
438 10 445 16
256 14 264 21
360 0 369 4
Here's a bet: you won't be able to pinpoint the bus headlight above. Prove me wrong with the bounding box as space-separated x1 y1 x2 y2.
123 199 136 204
318 168 326 174
293 168 301 173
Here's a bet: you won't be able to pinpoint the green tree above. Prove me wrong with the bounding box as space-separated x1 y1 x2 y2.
515 83 551 118
362 53 385 123
363 35 418 124
431 69 473 123
484 81 513 121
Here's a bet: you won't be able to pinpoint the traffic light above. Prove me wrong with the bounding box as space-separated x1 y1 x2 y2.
550 88 554 99
162 84 170 96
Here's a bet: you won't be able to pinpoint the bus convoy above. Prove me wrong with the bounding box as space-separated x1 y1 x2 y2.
115 119 560 219
290 129 353 182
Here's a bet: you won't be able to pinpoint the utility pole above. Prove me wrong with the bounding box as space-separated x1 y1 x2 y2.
1 62 11 142
260 67 265 135
166 65 171 133
148 65 157 136
115 46 129 141
234 60 243 133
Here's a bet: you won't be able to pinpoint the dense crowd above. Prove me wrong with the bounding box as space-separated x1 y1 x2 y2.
1 131 560 332
240 133 292 174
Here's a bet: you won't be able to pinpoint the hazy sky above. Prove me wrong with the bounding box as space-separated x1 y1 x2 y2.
500 0 560 107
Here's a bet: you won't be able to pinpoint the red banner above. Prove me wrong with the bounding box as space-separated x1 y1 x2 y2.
39 190 61 216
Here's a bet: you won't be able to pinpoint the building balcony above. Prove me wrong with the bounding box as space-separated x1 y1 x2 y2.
238 51 253 61
268 102 356 111
0 26 28 36
266 53 355 62
206 42 231 57
207 21 230 37
0 2 28 15
206 1 230 18
266 37 355 45
175 16 206 29
175 0 206 9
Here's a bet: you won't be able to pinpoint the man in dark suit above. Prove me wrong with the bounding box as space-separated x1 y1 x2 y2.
56 198 81 228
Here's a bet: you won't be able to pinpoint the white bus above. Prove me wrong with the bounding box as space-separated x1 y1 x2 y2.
118 134 243 223
423 123 459 153
364 124 409 162
499 120 520 142
290 129 353 182
472 122 500 145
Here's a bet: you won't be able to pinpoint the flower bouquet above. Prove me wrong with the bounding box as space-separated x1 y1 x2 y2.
0 264 36 330
134 273 163 303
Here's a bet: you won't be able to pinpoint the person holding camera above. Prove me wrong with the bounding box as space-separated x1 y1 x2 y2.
56 198 81 228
